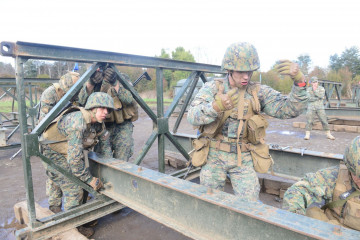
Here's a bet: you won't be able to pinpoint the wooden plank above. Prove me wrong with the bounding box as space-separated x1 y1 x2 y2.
14 201 88 240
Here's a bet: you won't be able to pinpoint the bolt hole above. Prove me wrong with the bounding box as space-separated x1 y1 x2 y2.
2 44 10 53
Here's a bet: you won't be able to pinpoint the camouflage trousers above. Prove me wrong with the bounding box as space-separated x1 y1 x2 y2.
96 120 134 161
42 145 84 211
200 147 260 201
305 108 329 131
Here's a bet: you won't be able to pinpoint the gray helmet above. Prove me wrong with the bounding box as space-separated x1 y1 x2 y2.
59 72 80 92
221 42 260 71
344 136 360 178
85 92 114 110
310 76 318 83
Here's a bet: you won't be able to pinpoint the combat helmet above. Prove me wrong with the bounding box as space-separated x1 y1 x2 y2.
221 42 260 71
310 76 319 83
59 72 80 92
85 92 114 111
343 136 360 178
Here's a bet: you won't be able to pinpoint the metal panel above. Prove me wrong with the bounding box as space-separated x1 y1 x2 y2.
1 41 224 73
89 153 360 240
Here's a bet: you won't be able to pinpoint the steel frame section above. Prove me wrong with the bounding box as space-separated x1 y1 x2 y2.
3 41 360 239
89 152 360 240
318 80 342 108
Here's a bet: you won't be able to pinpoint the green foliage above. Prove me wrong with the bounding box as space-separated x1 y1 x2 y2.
259 69 292 94
329 46 360 78
24 59 38 77
156 47 196 90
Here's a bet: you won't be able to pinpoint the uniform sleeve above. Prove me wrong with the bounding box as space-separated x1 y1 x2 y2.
282 166 339 215
39 87 58 122
259 85 308 119
77 83 92 106
62 115 92 182
187 81 219 126
117 83 134 105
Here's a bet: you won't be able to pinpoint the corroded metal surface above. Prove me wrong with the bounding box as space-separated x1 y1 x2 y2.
89 152 360 240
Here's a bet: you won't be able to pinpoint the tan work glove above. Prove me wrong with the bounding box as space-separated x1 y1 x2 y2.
88 177 103 191
213 88 239 112
103 67 117 85
276 60 305 84
89 69 103 85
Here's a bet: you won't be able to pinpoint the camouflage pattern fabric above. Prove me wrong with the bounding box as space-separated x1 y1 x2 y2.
187 75 308 200
59 72 80 92
201 148 260 201
221 42 260 71
42 111 112 210
38 85 59 122
85 92 114 110
42 145 83 210
78 74 135 161
95 121 134 160
282 166 339 215
305 85 329 131
283 136 360 215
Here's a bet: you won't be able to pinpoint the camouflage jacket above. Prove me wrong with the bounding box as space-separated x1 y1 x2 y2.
306 85 325 110
38 85 59 122
282 166 359 215
57 111 112 182
187 76 308 138
78 74 133 107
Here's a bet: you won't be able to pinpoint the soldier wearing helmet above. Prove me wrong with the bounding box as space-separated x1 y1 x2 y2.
38 71 81 215
40 92 114 237
283 136 360 231
304 76 335 140
187 42 308 201
78 66 136 161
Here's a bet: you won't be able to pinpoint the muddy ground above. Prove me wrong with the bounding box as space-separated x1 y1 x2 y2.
0 107 358 240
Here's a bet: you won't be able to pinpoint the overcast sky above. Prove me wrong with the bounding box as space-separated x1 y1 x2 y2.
1 0 359 72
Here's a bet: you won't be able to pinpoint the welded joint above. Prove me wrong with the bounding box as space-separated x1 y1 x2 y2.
157 117 169 134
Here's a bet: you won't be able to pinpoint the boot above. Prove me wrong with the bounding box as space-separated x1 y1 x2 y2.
326 131 335 140
304 131 310 140
77 226 95 238
49 205 62 213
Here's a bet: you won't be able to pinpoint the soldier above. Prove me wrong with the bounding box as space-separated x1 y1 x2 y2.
304 76 335 140
187 42 308 201
38 71 80 214
283 136 360 231
40 92 114 237
78 66 137 161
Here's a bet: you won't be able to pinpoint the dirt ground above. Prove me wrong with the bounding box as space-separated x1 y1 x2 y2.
0 107 358 240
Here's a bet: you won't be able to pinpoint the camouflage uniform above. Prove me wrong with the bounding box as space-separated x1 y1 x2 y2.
187 77 308 201
305 85 329 131
283 136 360 230
78 72 135 161
38 72 80 209
42 108 112 210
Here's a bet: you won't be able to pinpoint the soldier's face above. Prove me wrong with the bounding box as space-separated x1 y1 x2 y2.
229 71 253 88
95 107 108 122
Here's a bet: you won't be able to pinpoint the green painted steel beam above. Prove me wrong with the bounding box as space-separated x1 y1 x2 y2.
1 41 225 73
324 107 360 117
88 153 360 240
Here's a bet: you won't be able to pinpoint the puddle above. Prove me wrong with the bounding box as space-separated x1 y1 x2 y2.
267 130 304 138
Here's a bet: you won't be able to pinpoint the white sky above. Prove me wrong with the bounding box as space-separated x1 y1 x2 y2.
1 0 359 72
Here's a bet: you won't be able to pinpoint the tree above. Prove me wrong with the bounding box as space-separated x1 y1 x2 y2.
329 46 360 78
0 62 15 77
171 47 196 88
296 54 311 76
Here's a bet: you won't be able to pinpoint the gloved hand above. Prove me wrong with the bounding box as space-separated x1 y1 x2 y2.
89 69 103 85
88 177 103 191
213 88 239 112
275 60 305 83
103 67 117 85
